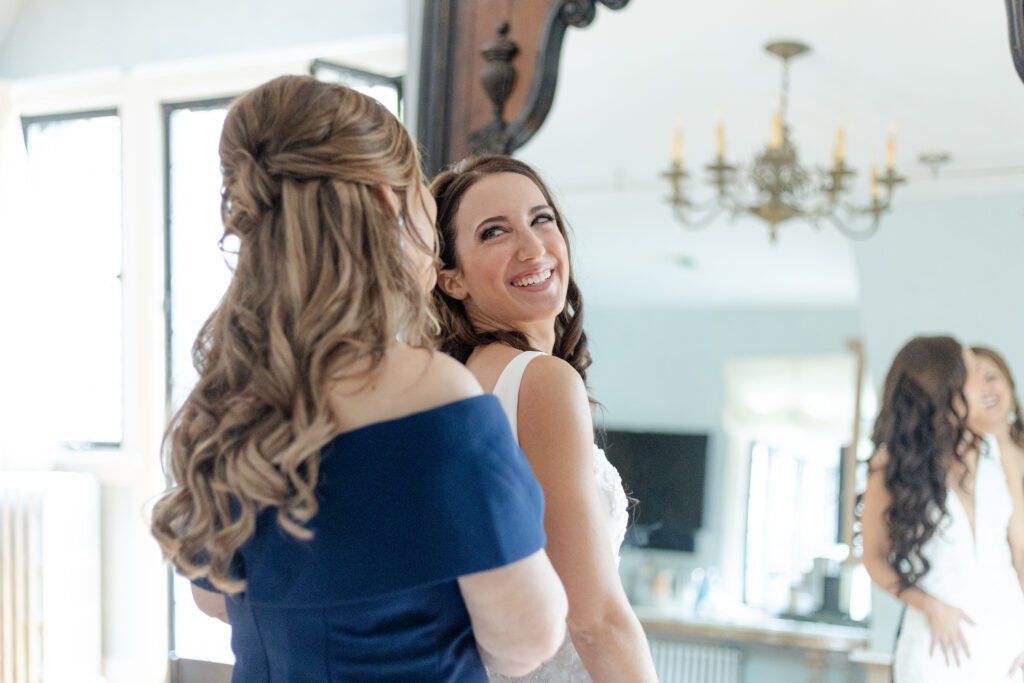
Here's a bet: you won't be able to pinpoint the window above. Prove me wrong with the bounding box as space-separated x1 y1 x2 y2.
22 110 123 448
310 59 403 119
743 440 842 614
164 98 236 664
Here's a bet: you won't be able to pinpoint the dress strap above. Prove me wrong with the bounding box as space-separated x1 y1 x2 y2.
491 351 545 445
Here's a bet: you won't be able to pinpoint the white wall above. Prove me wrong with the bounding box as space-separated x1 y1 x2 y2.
854 192 1024 390
0 0 408 78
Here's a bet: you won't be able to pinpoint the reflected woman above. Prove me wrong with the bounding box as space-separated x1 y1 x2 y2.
150 77 568 681
431 156 658 682
861 336 1024 682
972 345 1024 491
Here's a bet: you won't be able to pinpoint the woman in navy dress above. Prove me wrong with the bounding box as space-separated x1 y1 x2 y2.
150 75 567 682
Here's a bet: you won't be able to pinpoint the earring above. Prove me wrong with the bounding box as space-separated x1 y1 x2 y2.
1009 411 1018 425
397 216 405 248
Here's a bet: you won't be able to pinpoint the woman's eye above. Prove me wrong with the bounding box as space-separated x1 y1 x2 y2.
480 226 505 240
532 214 554 226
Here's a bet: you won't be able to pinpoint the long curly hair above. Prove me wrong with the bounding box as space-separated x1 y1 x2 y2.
871 335 979 592
971 345 1024 449
151 75 435 593
429 155 592 385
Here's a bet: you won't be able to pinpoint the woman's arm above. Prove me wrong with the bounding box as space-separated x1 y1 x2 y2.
191 584 230 624
458 549 568 677
516 356 658 682
860 450 973 667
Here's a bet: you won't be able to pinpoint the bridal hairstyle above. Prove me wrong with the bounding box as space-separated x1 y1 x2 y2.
151 75 436 593
430 155 592 385
871 335 979 592
971 345 1024 449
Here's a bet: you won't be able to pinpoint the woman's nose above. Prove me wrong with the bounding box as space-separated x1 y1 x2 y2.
515 227 545 260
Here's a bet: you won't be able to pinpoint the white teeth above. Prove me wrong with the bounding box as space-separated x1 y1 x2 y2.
513 269 553 287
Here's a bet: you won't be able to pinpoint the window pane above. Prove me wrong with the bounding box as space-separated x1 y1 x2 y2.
23 113 122 446
166 102 234 663
744 441 842 615
312 62 402 119
167 105 232 411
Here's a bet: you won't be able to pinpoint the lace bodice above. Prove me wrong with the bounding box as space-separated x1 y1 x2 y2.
489 351 629 682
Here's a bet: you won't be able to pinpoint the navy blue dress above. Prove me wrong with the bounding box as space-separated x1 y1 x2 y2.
196 396 546 682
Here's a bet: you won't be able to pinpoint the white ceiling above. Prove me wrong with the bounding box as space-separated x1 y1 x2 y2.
517 0 1024 309
0 0 25 47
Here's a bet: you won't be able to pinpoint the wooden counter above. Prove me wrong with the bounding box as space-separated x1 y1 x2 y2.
636 606 870 652
635 606 871 683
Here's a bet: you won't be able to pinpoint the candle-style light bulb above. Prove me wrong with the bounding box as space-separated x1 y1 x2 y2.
834 127 846 167
716 122 725 158
671 128 683 166
770 113 783 149
871 166 880 202
886 135 896 170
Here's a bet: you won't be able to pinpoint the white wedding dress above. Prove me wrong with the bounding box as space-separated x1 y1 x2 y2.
892 436 1024 682
487 351 629 682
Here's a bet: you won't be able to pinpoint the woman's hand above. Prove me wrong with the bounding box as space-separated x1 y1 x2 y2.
924 596 974 667
1009 649 1024 678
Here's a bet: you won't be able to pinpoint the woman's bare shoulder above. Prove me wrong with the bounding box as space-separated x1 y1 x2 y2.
868 444 889 472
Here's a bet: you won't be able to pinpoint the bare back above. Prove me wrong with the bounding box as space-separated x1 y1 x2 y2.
326 344 483 434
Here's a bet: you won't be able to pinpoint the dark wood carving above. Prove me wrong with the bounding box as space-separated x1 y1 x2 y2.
505 0 630 151
1008 0 1024 85
468 22 520 156
416 0 630 176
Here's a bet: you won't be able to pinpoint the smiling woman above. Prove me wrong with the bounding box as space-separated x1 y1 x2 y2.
431 155 659 682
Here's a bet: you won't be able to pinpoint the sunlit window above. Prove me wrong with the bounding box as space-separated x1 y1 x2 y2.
311 59 403 119
744 440 841 614
165 98 235 663
22 111 123 448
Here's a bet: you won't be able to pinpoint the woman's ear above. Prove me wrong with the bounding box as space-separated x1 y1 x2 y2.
374 184 402 218
437 268 469 301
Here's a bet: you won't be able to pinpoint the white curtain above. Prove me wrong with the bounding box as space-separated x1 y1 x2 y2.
723 353 861 452
0 80 55 470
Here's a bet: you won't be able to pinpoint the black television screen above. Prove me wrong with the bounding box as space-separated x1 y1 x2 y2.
602 430 708 553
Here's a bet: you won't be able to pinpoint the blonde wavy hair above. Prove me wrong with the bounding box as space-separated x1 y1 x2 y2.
151 75 436 593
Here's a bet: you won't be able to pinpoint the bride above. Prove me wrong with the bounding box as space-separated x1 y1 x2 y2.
861 336 1024 681
430 155 659 682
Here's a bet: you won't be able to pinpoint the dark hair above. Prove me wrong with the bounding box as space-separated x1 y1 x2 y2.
429 155 592 385
971 345 1024 449
871 335 978 592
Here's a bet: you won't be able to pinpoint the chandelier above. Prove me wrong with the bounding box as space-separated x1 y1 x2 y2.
661 41 907 241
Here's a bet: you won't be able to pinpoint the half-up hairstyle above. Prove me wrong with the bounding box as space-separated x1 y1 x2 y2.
430 155 592 385
971 345 1024 449
871 335 979 592
151 75 435 593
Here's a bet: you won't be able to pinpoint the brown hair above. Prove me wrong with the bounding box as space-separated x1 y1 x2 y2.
971 345 1024 449
429 155 592 384
151 75 435 593
871 335 979 592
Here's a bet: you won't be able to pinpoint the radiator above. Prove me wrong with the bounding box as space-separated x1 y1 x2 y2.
0 472 101 683
649 638 742 683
